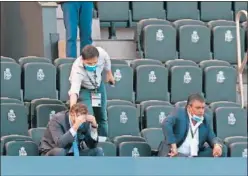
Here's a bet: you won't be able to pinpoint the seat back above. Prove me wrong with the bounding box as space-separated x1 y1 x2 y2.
0 98 23 104
141 128 164 152
209 101 241 111
19 57 51 67
165 59 198 70
229 142 247 157
6 141 38 156
97 142 117 156
1 56 16 63
199 60 230 70
28 128 46 146
54 58 74 67
119 142 151 157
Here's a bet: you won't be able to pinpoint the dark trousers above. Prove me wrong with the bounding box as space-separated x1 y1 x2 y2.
43 147 104 156
61 2 93 58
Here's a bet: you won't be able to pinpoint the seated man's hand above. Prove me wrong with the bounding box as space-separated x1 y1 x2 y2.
213 144 222 157
168 144 178 157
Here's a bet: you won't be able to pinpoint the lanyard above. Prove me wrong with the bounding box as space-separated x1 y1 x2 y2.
85 71 98 90
189 124 198 139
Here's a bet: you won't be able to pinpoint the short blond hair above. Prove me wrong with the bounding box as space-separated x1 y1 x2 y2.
69 103 88 115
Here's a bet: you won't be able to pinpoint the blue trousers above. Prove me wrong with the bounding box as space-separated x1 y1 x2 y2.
78 82 108 137
61 2 93 58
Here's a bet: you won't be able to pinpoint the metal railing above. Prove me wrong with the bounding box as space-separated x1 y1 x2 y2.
236 10 247 108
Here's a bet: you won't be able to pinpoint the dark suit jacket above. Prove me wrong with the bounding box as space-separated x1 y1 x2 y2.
39 110 98 155
159 107 222 156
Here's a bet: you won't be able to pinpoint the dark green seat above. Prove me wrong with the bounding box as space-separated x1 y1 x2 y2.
203 66 236 103
199 60 231 70
0 98 23 104
36 104 67 127
1 56 16 63
19 56 51 68
144 105 173 128
119 141 151 157
165 59 198 70
229 142 247 157
234 2 248 22
28 128 46 146
170 66 202 103
200 2 233 21
1 135 32 155
214 107 247 140
209 101 241 112
113 136 146 146
23 63 57 101
207 20 236 29
179 25 211 63
6 141 38 156
97 142 116 156
1 104 28 137
105 64 133 102
130 59 162 70
224 136 248 146
1 62 21 100
135 65 169 103
131 2 165 22
107 100 135 109
212 26 245 64
57 63 72 101
107 105 139 139
166 2 199 21
54 58 74 67
142 25 177 62
110 59 128 65
141 128 164 153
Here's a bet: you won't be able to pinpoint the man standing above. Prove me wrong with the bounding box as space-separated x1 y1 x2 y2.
69 45 115 137
60 1 93 58
159 93 227 157
39 103 104 156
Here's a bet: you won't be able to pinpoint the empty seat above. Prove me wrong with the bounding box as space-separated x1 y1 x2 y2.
107 105 139 139
6 141 38 156
141 128 164 153
111 59 128 65
1 104 28 136
166 2 199 21
144 105 173 128
173 19 205 29
199 60 231 69
178 25 211 63
229 142 247 157
105 64 133 102
1 135 32 155
135 65 169 103
22 62 57 101
119 142 151 157
140 100 171 118
214 107 247 139
234 2 248 22
0 97 23 104
168 64 202 103
200 2 233 21
19 56 51 67
131 2 165 22
203 65 237 103
97 142 116 156
28 128 46 145
107 100 135 109
53 58 74 67
142 24 177 62
209 101 241 111
165 59 198 69
224 136 248 146
113 135 146 146
1 56 16 63
130 59 162 69
208 20 236 29
1 62 21 100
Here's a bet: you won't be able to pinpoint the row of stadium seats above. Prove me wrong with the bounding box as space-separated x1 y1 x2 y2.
1 57 239 104
135 19 247 63
1 98 246 141
96 1 248 28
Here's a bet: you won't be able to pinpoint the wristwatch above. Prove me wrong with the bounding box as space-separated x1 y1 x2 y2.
92 124 98 129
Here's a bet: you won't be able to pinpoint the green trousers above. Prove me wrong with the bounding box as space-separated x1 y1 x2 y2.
78 81 108 137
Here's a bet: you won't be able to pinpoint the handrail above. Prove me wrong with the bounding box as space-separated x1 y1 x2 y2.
235 10 247 108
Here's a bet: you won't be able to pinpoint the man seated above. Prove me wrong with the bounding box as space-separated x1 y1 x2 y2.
158 93 227 157
39 103 104 156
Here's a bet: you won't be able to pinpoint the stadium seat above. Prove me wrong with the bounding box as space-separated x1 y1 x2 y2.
18 56 51 67
142 24 177 62
97 141 116 156
234 2 248 22
110 59 128 65
141 128 164 154
107 100 135 109
144 105 173 129
212 26 245 64
165 59 198 69
167 62 202 103
199 60 231 69
209 101 241 111
28 128 46 146
134 65 169 103
22 62 57 101
53 58 74 68
105 64 133 102
119 141 151 157
131 2 165 22
30 99 65 128
224 136 248 146
207 20 236 29
113 136 146 146
201 64 237 103
178 25 211 63
57 63 72 101
130 59 162 69
1 135 32 155
173 19 205 29
5 141 38 156
1 62 22 100
107 105 139 139
0 97 23 104
1 56 16 63
229 142 247 157
166 2 199 21
200 2 233 21
214 107 247 140
1 103 28 136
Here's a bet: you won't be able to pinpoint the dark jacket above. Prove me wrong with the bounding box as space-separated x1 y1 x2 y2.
39 111 98 155
158 107 222 156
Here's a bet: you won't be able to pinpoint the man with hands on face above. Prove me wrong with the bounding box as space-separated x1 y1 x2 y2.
39 103 104 156
158 93 227 157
